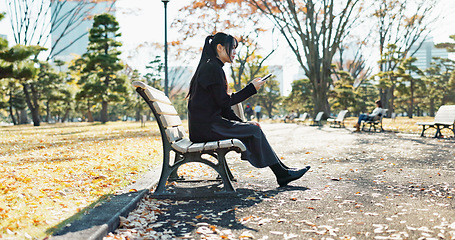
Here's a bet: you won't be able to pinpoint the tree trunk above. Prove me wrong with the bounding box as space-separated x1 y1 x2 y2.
62 107 70 122
30 83 41 126
429 98 435 117
19 109 28 124
409 79 414 118
101 72 110 123
8 91 17 125
311 75 331 118
87 100 94 122
22 83 40 126
101 100 108 123
46 101 50 122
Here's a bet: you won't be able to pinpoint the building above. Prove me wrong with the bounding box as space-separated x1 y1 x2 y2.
51 1 115 63
409 37 449 71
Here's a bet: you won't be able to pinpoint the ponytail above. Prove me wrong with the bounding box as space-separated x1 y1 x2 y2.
187 32 238 99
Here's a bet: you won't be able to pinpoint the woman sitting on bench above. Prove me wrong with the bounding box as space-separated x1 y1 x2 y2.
354 100 383 132
187 32 310 187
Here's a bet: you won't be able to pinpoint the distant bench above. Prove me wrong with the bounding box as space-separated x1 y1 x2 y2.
327 110 348 128
361 109 388 132
417 105 455 138
133 81 246 195
310 112 324 126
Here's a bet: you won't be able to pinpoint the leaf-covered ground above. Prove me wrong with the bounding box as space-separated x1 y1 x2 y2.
0 122 162 239
104 117 455 240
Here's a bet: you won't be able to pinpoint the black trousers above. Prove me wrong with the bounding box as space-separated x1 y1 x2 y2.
211 121 280 168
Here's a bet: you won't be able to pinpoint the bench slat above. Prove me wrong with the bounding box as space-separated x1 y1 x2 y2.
203 141 219 151
314 112 324 121
336 110 348 121
144 88 172 105
153 101 178 115
172 138 192 153
165 126 185 143
188 142 205 152
218 139 233 148
434 105 455 123
160 115 182 128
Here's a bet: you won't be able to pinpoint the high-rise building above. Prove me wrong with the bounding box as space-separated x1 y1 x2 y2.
51 1 115 63
409 37 449 71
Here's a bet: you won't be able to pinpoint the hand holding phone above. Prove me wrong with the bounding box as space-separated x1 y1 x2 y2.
260 73 273 82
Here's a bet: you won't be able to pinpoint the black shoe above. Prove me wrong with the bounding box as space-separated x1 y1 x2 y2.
277 166 311 187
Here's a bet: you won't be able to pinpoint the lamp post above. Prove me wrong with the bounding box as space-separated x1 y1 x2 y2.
162 0 169 96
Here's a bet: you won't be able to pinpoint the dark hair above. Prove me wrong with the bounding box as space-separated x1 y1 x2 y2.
375 100 382 108
186 32 238 99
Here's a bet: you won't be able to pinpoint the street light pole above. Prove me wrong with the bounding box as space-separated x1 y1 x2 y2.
162 0 169 96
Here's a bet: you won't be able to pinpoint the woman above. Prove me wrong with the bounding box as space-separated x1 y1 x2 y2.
354 100 383 132
187 32 310 187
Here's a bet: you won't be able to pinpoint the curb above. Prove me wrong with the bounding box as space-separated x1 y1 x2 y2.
51 168 160 240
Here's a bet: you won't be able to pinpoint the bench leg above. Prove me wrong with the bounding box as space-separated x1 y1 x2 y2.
420 126 427 137
434 125 441 138
154 163 172 195
154 146 173 195
215 149 235 193
168 154 185 181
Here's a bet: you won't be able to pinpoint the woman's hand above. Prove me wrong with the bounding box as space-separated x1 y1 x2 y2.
252 78 265 90
248 121 261 128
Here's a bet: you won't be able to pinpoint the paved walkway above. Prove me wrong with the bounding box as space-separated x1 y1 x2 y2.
104 123 455 240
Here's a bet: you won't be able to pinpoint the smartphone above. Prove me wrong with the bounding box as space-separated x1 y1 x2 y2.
260 73 273 82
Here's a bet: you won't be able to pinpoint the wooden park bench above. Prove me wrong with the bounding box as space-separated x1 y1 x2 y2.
133 81 246 195
361 109 388 132
417 105 455 138
295 112 308 124
327 110 348 128
310 111 324 126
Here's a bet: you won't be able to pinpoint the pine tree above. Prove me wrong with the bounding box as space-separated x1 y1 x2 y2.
82 13 126 123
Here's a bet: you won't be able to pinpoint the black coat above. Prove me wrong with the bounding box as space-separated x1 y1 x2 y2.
187 57 257 143
187 56 280 168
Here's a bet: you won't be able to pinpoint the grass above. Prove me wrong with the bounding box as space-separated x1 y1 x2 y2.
0 121 163 239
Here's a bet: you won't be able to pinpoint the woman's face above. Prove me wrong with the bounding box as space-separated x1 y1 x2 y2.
217 44 236 63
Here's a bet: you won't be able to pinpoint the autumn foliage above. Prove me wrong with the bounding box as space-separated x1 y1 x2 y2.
0 122 162 239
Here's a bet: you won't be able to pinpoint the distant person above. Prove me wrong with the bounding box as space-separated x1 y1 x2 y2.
254 104 262 122
354 100 383 132
186 32 310 187
244 103 254 121
284 110 297 123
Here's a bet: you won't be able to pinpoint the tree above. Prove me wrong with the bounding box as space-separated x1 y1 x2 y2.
5 0 116 60
283 79 313 115
395 57 424 118
375 44 405 117
0 44 46 126
371 0 438 113
256 77 282 119
173 0 277 92
421 57 455 116
37 61 68 122
248 0 362 117
329 70 357 113
81 13 126 123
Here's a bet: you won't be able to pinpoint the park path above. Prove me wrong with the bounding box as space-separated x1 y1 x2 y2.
105 123 455 240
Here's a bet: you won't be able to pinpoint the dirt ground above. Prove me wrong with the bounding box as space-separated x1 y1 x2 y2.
106 123 455 240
